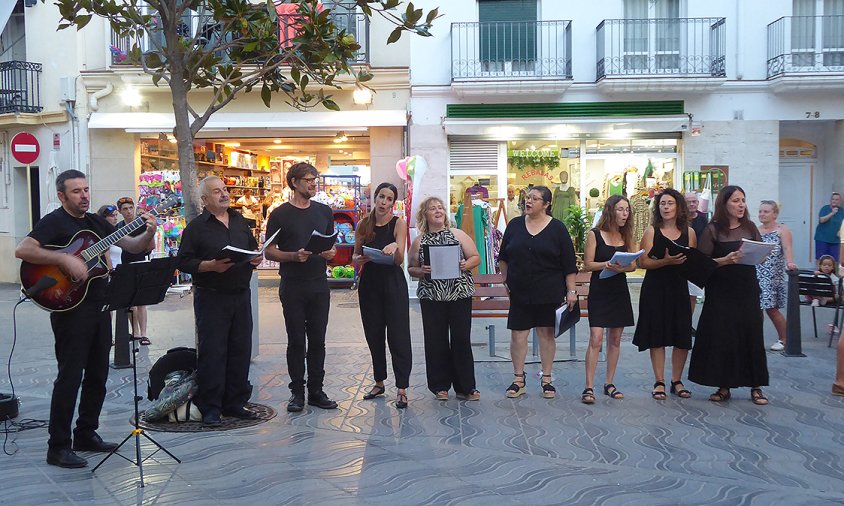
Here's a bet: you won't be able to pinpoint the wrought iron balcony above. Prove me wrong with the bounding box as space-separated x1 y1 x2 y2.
767 15 844 78
0 61 42 114
596 17 726 80
451 20 572 80
111 4 369 66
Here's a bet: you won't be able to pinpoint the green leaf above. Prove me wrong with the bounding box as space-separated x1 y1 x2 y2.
265 0 277 21
387 26 402 44
291 67 300 85
426 7 439 24
260 84 271 107
300 75 308 90
75 14 92 29
323 99 339 111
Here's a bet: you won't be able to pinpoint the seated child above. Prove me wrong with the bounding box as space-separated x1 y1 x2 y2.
805 255 840 306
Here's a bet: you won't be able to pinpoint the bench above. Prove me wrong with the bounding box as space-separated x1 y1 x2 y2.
797 269 843 347
471 272 589 358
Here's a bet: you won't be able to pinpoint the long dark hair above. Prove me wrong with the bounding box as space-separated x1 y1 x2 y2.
711 185 751 235
357 182 398 244
596 195 634 251
530 185 553 216
651 188 689 231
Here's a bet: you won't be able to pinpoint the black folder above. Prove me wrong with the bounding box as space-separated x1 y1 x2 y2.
666 239 718 289
555 300 581 338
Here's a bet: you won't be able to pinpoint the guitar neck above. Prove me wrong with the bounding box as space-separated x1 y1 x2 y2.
82 213 155 261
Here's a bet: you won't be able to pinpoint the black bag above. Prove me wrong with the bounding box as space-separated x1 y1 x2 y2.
147 347 197 400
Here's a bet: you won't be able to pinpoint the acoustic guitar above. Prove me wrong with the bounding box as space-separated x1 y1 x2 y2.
20 195 180 312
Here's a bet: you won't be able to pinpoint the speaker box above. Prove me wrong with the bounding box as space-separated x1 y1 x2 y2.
0 393 19 421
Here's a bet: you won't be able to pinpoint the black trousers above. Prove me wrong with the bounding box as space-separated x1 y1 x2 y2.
48 301 112 450
193 287 253 415
358 266 412 389
279 279 330 394
419 297 476 395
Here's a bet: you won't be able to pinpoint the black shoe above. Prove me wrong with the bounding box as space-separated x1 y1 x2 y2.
307 391 338 410
287 393 305 412
202 410 222 426
47 448 88 468
223 406 259 420
72 433 118 453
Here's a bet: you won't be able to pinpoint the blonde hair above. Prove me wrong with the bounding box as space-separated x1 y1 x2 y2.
416 196 446 235
760 200 780 214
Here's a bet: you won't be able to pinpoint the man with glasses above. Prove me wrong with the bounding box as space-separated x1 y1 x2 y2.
177 176 262 425
265 162 338 412
116 197 154 345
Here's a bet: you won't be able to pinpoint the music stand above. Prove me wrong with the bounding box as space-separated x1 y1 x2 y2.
92 257 181 486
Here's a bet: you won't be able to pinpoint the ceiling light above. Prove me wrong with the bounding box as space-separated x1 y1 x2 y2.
273 139 282 144
334 131 348 143
224 142 240 147
121 86 142 107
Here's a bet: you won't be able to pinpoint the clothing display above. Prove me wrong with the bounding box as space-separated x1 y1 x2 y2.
689 224 769 388
756 228 787 310
587 229 634 328
550 186 578 222
629 191 651 247
632 227 692 351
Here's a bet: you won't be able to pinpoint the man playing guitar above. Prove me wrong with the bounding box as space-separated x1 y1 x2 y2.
15 169 158 469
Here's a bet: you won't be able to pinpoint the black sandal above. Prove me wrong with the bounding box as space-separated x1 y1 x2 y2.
709 388 731 402
603 383 624 399
395 391 408 409
506 373 526 398
581 387 595 404
750 388 769 406
670 380 692 398
652 381 667 400
541 374 556 399
363 385 386 400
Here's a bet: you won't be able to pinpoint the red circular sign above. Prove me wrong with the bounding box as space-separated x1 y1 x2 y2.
10 132 40 165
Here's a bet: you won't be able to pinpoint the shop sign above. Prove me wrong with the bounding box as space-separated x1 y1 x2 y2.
519 169 555 181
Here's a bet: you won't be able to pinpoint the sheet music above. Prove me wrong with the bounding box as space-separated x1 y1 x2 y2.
362 246 395 266
598 249 645 279
426 244 461 280
737 238 776 266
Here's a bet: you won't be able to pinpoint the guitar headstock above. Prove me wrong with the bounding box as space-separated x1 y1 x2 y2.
152 194 182 216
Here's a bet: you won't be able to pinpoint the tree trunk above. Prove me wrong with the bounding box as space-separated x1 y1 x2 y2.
170 78 201 223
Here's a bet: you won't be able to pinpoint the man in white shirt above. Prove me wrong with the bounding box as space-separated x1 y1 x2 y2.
236 189 261 229
505 184 521 223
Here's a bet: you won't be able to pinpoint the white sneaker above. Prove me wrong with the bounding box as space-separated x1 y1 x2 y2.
811 299 820 307
770 340 785 351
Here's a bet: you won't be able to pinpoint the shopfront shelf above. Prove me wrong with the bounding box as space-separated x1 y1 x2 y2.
142 154 266 172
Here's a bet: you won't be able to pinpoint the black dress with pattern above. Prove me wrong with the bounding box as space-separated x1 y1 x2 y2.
632 227 693 351
689 224 768 388
587 229 634 328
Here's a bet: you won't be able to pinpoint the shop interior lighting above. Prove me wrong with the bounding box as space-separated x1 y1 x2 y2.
167 134 177 143
333 131 348 143
121 86 143 107
273 139 282 144
224 142 241 147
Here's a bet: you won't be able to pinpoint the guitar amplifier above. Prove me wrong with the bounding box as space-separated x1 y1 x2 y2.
0 393 19 421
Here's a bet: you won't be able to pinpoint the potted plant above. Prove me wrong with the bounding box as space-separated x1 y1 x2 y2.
562 204 590 266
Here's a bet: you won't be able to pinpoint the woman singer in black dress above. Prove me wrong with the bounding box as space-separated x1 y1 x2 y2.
689 185 770 405
354 183 412 409
580 195 636 404
632 188 696 400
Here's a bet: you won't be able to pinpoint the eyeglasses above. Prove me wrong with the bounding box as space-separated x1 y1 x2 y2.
299 176 318 183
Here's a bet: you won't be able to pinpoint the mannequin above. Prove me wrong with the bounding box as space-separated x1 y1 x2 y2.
551 171 578 222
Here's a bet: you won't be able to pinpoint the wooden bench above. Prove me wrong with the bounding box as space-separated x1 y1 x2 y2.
797 269 843 346
471 272 588 358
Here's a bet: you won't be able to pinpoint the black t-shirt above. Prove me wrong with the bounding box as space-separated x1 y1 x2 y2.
177 208 258 292
266 201 334 281
118 220 151 263
690 213 708 239
28 207 116 301
498 216 578 306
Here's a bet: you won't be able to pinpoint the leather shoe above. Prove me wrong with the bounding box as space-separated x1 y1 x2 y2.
72 433 118 453
47 448 88 468
202 410 222 426
307 391 338 410
287 393 305 412
223 406 259 420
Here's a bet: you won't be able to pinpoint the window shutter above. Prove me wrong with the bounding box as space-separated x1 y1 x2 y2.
449 141 501 172
479 0 537 62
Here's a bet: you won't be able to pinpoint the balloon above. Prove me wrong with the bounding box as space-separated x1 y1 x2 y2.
395 157 409 181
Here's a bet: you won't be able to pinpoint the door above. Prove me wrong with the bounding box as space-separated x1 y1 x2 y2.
778 161 813 268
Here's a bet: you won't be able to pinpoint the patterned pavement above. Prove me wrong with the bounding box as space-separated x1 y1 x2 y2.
1 283 843 505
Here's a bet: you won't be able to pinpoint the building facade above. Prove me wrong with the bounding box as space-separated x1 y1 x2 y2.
408 0 844 268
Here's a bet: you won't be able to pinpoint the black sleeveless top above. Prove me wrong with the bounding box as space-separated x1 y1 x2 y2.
361 216 399 274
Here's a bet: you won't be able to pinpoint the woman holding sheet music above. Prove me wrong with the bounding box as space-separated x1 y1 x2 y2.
633 188 696 401
689 186 770 405
353 183 412 409
408 196 481 401
498 186 578 400
580 195 636 404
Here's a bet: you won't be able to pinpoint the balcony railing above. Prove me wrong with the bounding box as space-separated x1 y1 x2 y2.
0 61 42 114
451 20 572 80
596 17 726 80
111 5 369 66
767 15 844 78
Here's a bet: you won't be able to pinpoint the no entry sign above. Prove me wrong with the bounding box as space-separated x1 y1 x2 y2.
11 132 40 165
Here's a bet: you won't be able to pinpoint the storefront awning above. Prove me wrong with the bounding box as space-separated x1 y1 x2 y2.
88 110 409 132
442 114 691 139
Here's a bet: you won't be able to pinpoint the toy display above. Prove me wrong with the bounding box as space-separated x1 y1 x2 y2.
318 175 361 284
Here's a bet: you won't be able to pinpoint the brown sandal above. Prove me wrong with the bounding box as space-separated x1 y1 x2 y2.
709 388 731 402
750 388 769 405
